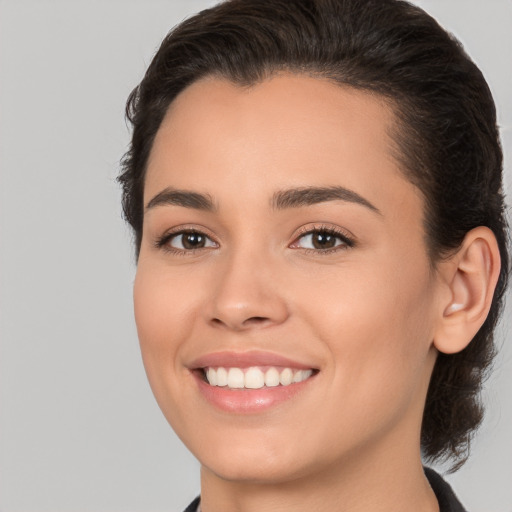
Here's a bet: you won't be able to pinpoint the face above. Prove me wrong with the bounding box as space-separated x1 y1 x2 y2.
134 74 442 484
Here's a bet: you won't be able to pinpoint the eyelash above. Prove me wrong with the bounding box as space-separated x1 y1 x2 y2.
154 225 355 256
155 227 218 256
292 225 355 254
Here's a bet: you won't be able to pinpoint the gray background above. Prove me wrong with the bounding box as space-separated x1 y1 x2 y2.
0 1 510 511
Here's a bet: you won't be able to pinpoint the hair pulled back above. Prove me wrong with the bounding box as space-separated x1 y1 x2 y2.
119 0 510 470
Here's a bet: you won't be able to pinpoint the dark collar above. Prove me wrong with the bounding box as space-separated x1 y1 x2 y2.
424 467 468 512
183 496 200 512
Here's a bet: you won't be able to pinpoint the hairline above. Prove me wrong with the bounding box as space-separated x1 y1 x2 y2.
139 69 439 267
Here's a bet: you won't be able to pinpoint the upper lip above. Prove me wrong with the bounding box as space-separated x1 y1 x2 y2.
188 350 317 370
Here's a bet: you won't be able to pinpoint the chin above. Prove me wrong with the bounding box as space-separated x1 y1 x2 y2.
200 451 312 485
187 424 326 485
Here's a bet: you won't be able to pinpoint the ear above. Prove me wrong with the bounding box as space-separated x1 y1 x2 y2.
434 226 501 355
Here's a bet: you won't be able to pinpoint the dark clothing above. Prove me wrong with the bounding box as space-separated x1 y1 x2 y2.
183 496 200 512
424 467 467 512
183 467 467 512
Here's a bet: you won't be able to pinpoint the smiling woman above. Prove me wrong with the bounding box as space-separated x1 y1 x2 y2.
118 1 509 511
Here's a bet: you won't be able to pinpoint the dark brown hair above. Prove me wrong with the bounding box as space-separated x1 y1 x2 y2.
119 0 510 470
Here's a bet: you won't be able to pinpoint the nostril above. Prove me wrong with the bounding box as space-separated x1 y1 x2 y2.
243 316 271 325
210 315 271 329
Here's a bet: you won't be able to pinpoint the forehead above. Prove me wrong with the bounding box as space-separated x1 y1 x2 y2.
145 73 422 223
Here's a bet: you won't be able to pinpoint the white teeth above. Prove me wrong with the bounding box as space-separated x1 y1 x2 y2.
279 368 293 386
265 367 280 387
293 369 313 382
245 367 265 389
227 368 245 388
204 366 314 389
206 367 217 386
216 367 228 387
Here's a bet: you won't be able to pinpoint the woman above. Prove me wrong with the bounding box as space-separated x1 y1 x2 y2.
119 0 509 510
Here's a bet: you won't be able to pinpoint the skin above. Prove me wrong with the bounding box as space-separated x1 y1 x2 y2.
134 74 498 511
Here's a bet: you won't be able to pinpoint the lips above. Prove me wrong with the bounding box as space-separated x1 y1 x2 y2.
188 350 319 413
189 350 316 370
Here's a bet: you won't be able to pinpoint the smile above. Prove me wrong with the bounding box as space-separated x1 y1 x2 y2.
204 366 314 389
190 351 319 413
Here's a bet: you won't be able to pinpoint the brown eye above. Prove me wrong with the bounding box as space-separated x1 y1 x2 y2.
168 231 216 250
310 231 337 249
294 229 353 251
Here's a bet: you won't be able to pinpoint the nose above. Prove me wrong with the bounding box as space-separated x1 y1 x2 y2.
206 250 289 331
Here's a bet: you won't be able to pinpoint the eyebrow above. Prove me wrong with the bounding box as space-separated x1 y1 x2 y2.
271 186 381 214
145 187 216 212
145 185 380 215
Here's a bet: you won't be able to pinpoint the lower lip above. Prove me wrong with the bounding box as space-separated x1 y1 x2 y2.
193 371 316 413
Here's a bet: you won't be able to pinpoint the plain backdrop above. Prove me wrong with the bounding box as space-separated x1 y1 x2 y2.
0 1 511 511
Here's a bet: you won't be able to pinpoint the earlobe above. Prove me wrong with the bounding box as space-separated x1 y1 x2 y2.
434 227 501 355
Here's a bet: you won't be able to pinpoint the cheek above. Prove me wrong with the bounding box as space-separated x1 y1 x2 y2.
134 263 200 343
303 257 431 327
297 254 436 408
134 270 171 356
133 264 208 437
133 265 199 387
